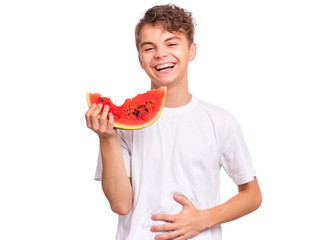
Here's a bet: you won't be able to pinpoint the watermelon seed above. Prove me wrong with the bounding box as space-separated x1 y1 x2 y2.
145 108 148 112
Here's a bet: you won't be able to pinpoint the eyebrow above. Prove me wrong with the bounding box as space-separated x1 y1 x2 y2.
140 36 182 48
165 36 181 42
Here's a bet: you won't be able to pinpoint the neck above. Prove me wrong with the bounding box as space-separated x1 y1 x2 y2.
151 81 191 108
165 87 192 108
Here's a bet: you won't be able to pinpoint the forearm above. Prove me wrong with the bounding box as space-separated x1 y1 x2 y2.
204 179 262 229
100 136 133 215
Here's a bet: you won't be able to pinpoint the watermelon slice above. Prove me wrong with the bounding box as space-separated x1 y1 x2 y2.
86 86 167 129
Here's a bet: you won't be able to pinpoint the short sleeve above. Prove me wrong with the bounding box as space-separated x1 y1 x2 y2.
220 114 256 185
94 130 132 181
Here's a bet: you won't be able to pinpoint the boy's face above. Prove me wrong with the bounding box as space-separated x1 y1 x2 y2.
138 25 196 89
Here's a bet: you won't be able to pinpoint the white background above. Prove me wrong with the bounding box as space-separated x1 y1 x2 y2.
1 0 335 239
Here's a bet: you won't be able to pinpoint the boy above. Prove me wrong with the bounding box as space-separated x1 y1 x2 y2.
85 4 262 240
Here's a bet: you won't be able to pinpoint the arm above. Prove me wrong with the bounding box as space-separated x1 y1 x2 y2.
151 177 262 240
204 177 262 228
100 137 133 215
85 103 133 215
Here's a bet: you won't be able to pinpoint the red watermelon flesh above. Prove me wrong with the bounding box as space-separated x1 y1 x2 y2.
86 86 167 129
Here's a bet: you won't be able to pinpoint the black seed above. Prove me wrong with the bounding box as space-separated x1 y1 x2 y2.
145 108 148 112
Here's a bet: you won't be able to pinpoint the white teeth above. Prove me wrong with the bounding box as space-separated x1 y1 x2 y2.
155 63 175 70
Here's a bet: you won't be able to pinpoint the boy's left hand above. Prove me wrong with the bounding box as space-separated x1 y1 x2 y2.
151 194 208 240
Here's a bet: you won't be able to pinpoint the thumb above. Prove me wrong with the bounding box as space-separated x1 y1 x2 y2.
174 193 192 207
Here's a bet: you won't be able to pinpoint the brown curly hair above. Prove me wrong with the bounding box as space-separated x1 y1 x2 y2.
135 4 196 51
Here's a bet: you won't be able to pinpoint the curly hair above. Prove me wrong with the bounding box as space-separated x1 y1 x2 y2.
135 4 196 50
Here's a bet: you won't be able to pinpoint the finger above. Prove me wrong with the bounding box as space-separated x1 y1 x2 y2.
85 103 96 128
154 229 183 240
106 113 115 132
90 103 103 131
151 223 177 232
92 103 103 117
173 194 192 207
173 235 188 240
100 105 109 122
99 105 109 132
152 214 176 223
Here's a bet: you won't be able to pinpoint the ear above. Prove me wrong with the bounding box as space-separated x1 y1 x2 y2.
138 54 144 69
188 42 197 62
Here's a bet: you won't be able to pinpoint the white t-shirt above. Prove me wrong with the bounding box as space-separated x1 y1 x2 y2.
95 96 256 240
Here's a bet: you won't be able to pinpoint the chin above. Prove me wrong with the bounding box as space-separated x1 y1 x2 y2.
151 78 176 88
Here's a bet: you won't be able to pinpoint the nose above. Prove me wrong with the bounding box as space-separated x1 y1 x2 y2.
154 46 168 59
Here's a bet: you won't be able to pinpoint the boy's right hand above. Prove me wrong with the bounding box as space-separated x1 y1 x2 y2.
85 103 117 140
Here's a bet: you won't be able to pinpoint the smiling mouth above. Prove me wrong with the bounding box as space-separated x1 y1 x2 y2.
154 63 175 72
